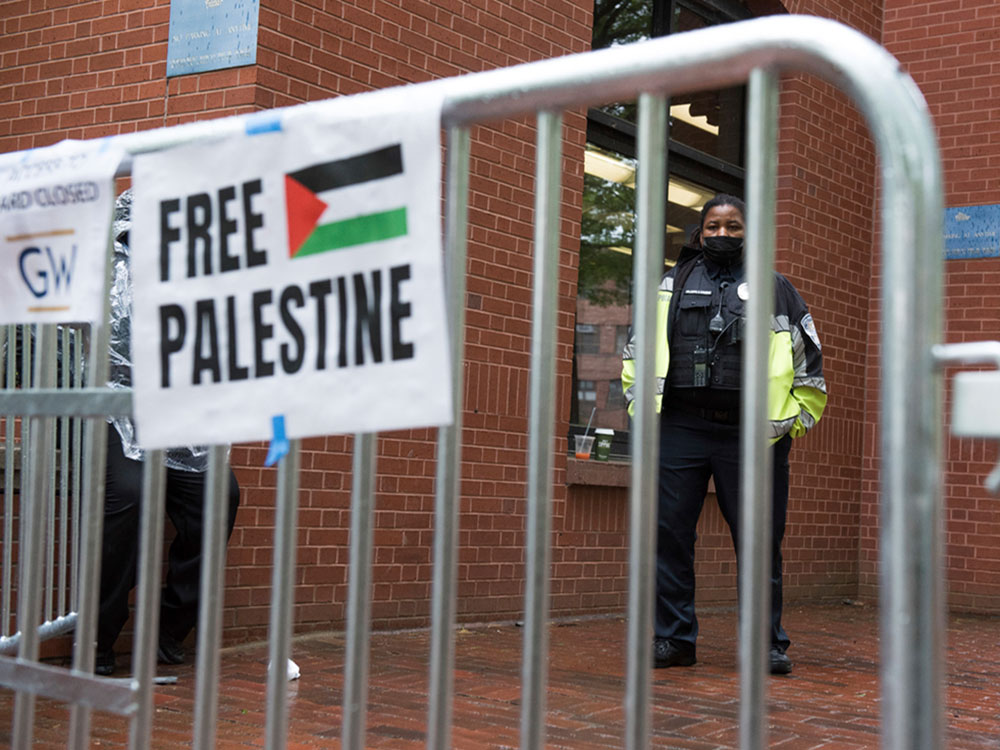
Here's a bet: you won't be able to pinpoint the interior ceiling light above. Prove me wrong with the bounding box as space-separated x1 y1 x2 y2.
584 145 714 211
584 148 636 186
669 177 714 209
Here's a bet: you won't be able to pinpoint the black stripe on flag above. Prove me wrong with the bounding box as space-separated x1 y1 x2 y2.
288 144 403 192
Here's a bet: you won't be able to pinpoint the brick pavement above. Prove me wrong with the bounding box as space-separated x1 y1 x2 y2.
2 602 998 748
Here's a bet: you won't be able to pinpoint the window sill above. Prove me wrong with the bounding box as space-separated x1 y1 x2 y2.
566 456 630 487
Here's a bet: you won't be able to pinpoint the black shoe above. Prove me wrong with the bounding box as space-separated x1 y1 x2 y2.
95 649 116 676
157 632 186 665
769 647 792 675
653 639 696 668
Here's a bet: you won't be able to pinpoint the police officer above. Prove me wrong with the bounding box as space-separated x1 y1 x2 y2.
621 194 826 674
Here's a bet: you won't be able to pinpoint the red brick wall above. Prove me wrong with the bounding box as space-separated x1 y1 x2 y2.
0 0 259 152
869 0 1000 613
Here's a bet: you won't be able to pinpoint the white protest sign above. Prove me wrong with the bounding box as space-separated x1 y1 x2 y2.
130 89 451 448
0 140 123 324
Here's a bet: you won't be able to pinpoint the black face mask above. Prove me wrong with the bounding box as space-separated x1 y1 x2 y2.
701 235 743 266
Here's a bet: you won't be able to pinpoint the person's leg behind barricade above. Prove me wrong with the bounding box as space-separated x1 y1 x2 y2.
712 431 793 674
157 465 240 664
655 409 714 667
95 424 144 675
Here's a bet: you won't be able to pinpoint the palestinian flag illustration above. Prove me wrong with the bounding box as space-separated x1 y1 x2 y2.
284 144 407 259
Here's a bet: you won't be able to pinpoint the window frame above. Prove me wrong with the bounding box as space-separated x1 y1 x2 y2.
570 0 755 458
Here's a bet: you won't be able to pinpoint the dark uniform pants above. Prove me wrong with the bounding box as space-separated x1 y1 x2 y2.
656 407 792 652
97 425 240 653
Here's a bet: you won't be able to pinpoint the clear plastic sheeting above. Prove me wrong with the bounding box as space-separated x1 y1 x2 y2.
108 189 211 473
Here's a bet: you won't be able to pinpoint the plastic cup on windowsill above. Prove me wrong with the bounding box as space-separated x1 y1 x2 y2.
574 434 594 460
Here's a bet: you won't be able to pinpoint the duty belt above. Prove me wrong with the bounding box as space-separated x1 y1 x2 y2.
669 401 741 426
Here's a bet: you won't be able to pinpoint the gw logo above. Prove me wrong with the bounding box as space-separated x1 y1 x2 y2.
19 245 77 298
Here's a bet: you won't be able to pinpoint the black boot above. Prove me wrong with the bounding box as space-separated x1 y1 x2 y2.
157 631 186 665
95 649 116 676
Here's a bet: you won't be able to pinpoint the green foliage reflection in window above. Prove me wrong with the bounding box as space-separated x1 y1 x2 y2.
579 146 635 308
592 0 652 49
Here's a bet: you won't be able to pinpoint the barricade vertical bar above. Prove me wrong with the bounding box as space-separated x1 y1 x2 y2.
192 444 232 750
67 414 112 749
10 323 57 750
877 74 945 750
68 232 114 750
426 124 471 750
57 326 71 617
23 325 33 386
625 92 666 750
520 109 563 750
69 334 83 612
129 450 167 750
264 438 302 750
45 401 56 623
2 325 14 638
20 326 33 521
739 66 778 750
343 432 376 750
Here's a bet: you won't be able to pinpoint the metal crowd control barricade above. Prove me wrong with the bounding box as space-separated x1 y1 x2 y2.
1 323 88 659
0 14 962 750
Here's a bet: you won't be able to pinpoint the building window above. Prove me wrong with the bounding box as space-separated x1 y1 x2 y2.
570 0 761 443
615 325 630 354
575 323 601 354
607 379 625 409
578 379 598 403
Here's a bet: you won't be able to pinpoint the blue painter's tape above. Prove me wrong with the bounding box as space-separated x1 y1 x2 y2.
246 115 282 136
264 415 290 466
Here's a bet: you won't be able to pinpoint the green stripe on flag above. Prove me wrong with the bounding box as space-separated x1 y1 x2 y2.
294 207 408 257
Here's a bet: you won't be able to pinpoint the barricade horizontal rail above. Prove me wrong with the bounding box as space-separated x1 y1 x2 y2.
0 14 944 750
0 658 135 716
0 390 132 418
0 613 76 657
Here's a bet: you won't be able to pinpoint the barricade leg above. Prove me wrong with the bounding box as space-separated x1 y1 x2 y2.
192 445 234 750
129 451 167 750
264 439 302 750
625 91 667 750
11 324 57 748
739 66 779 750
426 124 471 750
342 432 376 750
520 109 563 750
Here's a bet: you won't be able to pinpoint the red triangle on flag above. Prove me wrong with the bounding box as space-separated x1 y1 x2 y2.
284 175 328 257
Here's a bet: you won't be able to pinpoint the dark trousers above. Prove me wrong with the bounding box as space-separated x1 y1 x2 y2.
656 407 792 652
97 425 240 653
